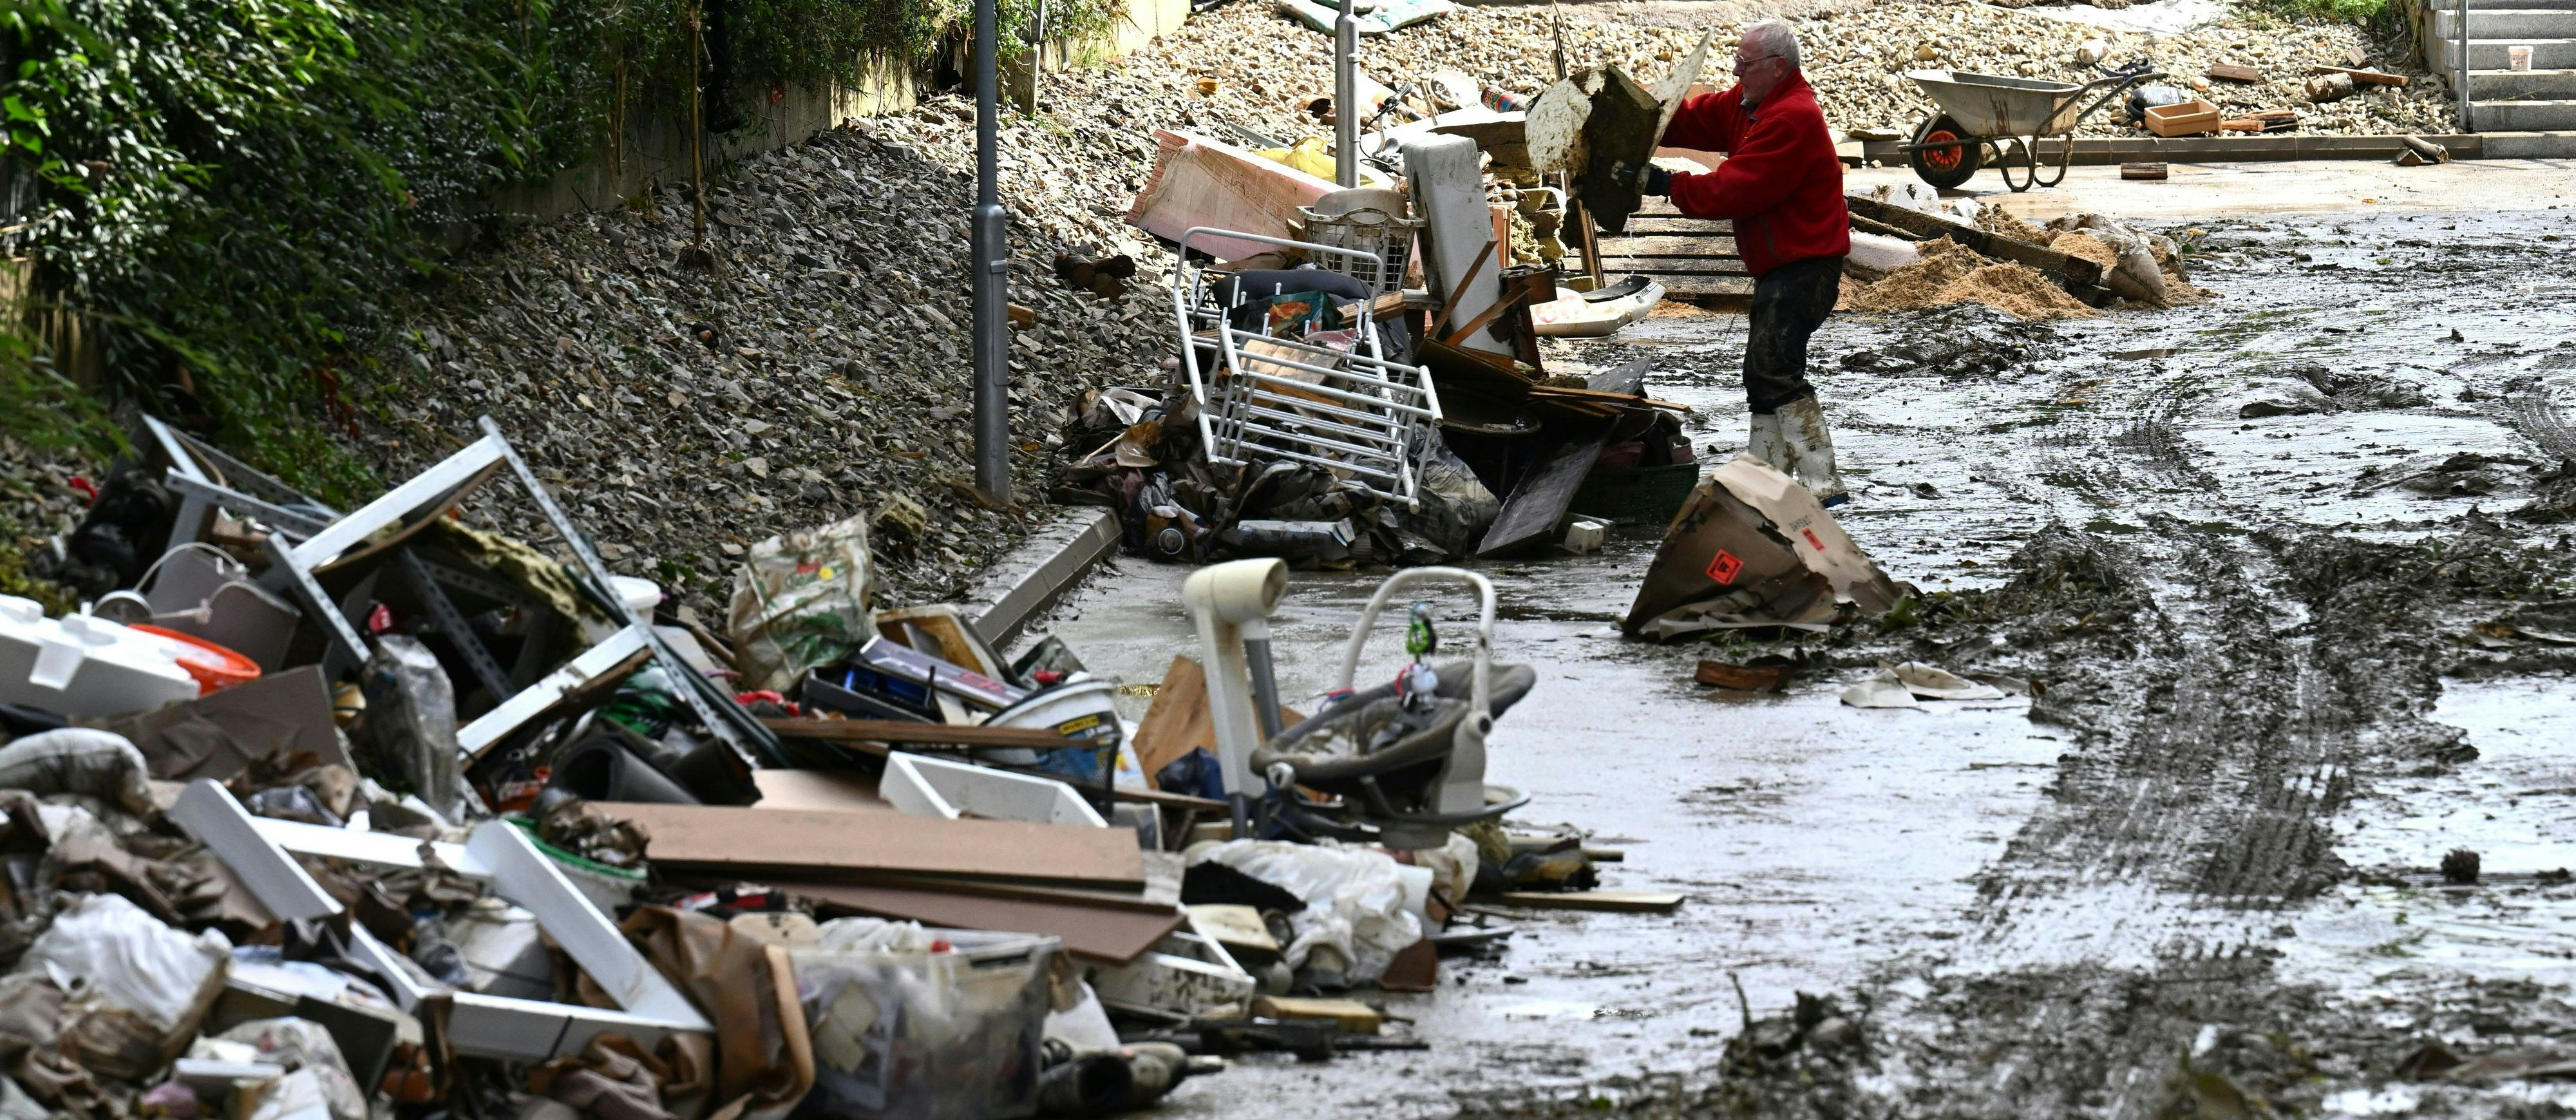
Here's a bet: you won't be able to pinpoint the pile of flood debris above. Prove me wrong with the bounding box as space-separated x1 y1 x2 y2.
1047 71 1707 571
0 408 1670 1120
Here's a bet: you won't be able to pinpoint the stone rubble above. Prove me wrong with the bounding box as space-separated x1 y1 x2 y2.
352 130 1175 619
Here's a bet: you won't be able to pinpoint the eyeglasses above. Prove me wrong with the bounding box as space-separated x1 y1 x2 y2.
1732 53 1783 74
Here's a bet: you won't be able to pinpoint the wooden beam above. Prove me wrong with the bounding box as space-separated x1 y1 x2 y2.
2308 64 2407 87
1843 196 2102 287
762 717 1089 750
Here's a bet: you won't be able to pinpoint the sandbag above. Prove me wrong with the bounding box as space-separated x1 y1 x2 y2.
0 729 153 819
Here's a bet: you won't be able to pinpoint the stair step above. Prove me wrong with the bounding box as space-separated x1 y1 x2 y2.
2432 8 2576 38
2468 66 2576 95
2471 97 2576 127
2430 37 2576 68
2458 0 2576 11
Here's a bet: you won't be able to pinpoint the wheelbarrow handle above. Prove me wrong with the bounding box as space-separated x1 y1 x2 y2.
2071 70 2168 128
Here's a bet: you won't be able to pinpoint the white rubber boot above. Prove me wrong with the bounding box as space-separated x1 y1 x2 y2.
1774 396 1848 506
1746 413 1787 470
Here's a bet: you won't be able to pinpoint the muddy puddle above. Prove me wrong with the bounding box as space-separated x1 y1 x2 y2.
1021 208 2576 1118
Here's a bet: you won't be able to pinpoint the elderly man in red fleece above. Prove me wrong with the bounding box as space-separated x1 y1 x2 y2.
1637 19 1852 504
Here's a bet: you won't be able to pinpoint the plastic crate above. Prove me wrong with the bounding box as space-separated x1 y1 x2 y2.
1294 205 1421 294
1568 462 1703 527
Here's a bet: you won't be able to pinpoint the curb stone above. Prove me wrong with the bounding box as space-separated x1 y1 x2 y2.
965 507 1122 649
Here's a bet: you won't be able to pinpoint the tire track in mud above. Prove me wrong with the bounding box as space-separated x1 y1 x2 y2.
1887 352 2390 1118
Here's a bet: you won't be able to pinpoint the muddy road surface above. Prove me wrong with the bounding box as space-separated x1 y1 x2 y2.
1014 204 2576 1119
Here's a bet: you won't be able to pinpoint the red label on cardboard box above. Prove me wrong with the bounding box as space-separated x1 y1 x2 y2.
1706 549 1744 585
1801 528 1826 551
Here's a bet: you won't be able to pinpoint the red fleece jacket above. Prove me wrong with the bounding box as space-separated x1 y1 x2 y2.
1660 72 1850 277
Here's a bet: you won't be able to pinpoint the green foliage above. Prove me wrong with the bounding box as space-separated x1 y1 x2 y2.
0 0 1108 504
2240 0 2402 37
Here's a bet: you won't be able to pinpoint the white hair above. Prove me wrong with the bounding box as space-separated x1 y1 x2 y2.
1740 19 1801 68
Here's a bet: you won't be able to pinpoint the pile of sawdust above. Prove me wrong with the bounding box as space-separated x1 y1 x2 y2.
2048 231 2119 271
1844 238 2094 321
1977 204 2052 249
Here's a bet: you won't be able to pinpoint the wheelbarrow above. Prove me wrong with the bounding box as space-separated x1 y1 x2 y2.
1899 68 2164 192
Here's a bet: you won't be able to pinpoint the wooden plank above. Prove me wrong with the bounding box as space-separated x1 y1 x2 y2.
2309 64 2408 87
595 802 1147 890
1130 655 1302 788
2206 63 2264 82
774 879 1184 964
1657 274 1755 297
1847 213 1923 242
1618 215 1734 235
761 717 1086 750
1593 234 1741 256
1843 196 2103 287
1483 889 1685 913
1600 256 1750 275
1587 357 1651 397
1475 429 1611 558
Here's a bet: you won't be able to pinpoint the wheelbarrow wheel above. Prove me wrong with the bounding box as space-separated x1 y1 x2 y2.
1908 115 1981 191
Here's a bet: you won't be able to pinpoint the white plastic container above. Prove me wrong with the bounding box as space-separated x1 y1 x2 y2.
2511 44 2535 70
0 596 199 717
882 753 1106 828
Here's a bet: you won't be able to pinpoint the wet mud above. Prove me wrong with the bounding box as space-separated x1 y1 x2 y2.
1488 209 2576 1117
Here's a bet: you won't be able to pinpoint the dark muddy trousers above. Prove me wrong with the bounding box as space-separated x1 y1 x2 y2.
1743 254 1845 413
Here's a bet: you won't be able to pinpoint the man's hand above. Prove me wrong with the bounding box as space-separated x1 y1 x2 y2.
1641 166 1673 196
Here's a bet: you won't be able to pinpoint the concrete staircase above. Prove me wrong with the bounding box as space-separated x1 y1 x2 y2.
2425 0 2576 130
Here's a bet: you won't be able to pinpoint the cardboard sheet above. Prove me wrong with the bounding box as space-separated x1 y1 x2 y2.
1127 131 1338 263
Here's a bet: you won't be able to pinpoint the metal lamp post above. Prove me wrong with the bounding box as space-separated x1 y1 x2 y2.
972 0 1011 502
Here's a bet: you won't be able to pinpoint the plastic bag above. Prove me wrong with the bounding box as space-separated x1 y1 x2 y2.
355 637 463 821
727 513 875 694
19 893 231 1080
791 927 1055 1120
1184 840 1421 982
0 729 154 818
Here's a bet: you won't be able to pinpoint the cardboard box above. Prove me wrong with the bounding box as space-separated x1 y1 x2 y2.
2144 99 2221 138
1621 456 1908 640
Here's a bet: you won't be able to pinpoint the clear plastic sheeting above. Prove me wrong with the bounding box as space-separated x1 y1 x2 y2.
727 513 876 694
1184 839 1423 982
791 924 1057 1120
354 636 463 821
